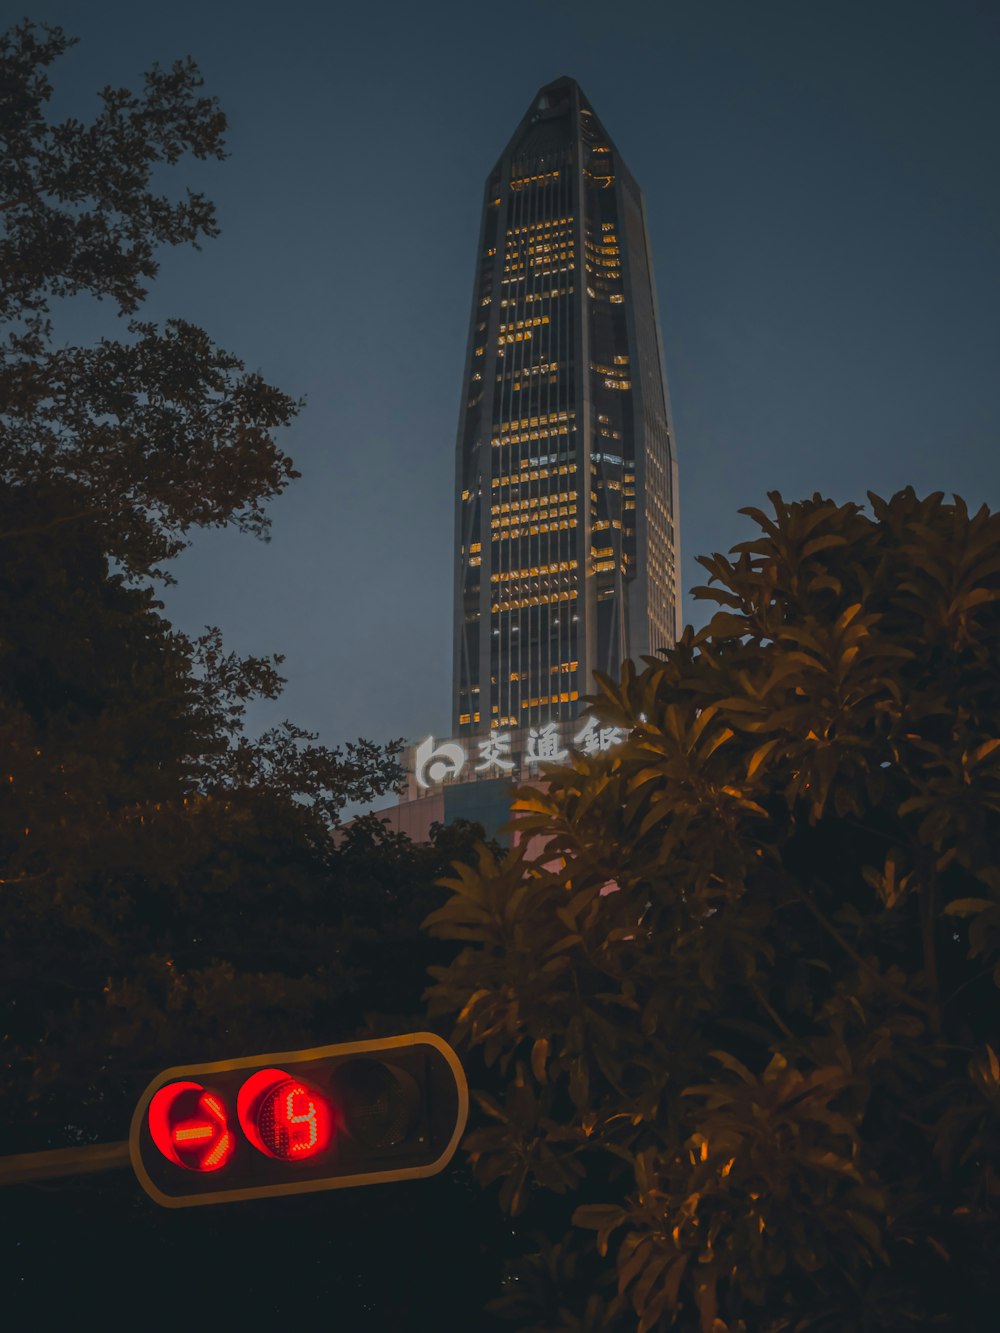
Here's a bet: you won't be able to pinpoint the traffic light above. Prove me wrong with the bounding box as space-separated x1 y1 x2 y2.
128 1032 468 1208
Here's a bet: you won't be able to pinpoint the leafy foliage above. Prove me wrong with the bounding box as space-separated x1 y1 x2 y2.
1 20 300 579
1 23 507 1326
428 490 1000 1330
0 17 407 1148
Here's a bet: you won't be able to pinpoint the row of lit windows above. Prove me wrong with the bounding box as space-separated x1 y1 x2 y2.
510 232 572 250
507 217 574 235
497 329 538 346
603 377 632 391
591 358 629 375
500 265 574 284
509 170 561 190
531 251 573 266
500 287 572 308
509 661 578 681
491 490 577 514
492 462 576 488
491 427 573 449
492 559 576 583
499 409 572 431
457 712 482 725
584 240 620 256
492 503 576 529
593 559 618 574
493 518 578 540
498 363 560 383
584 287 626 304
492 588 578 613
499 315 550 334
500 359 561 383
503 252 574 274
497 577 577 598
508 225 575 243
504 255 576 274
521 691 579 709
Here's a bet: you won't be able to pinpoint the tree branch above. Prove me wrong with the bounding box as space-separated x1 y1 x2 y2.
0 506 104 542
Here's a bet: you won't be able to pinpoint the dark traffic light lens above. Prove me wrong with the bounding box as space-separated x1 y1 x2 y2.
330 1058 419 1150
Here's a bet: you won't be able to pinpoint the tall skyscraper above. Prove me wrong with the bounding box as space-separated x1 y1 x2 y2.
453 76 680 737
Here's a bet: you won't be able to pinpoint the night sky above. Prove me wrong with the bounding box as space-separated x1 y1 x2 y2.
33 0 1000 794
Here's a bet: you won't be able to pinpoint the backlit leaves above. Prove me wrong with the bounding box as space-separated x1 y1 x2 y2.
429 489 1000 1329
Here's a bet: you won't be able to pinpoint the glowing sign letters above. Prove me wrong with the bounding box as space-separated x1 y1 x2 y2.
409 718 628 791
414 736 467 789
475 731 515 773
525 722 568 765
574 717 626 755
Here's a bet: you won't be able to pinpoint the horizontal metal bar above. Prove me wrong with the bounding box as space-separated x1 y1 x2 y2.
0 1140 130 1187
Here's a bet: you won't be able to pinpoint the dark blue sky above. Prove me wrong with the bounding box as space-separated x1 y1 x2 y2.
34 0 1000 770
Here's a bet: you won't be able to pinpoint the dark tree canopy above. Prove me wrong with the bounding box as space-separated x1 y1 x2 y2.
1 20 299 579
1 23 508 1327
0 16 406 1145
429 489 1000 1331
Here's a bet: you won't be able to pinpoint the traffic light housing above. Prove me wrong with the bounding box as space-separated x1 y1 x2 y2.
129 1032 468 1208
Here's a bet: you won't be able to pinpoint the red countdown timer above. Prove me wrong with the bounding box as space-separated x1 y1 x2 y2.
147 1081 235 1172
237 1067 332 1161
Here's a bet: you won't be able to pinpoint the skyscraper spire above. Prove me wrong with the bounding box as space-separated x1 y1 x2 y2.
453 78 680 735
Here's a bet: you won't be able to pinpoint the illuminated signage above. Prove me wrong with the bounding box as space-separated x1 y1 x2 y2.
411 717 627 790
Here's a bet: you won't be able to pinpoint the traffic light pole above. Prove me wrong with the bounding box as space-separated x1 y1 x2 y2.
0 1140 130 1187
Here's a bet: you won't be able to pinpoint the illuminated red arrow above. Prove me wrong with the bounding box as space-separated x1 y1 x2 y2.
148 1083 235 1172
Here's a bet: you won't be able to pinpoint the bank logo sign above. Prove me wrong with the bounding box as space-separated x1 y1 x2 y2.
412 718 627 791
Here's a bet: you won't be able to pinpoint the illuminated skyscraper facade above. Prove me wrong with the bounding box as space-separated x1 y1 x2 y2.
453 77 680 736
